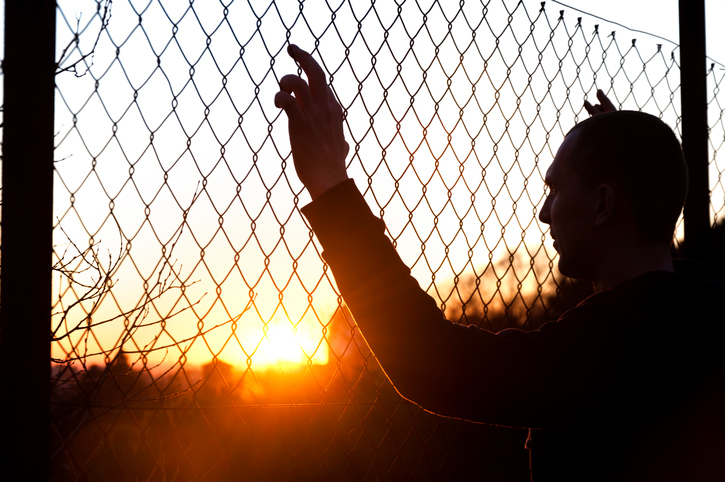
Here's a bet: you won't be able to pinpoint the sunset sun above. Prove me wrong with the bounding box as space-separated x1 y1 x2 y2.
219 312 330 369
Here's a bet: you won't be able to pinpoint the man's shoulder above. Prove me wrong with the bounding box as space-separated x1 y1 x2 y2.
545 259 724 344
672 257 725 283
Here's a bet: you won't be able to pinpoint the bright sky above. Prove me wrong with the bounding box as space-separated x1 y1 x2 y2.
40 0 725 371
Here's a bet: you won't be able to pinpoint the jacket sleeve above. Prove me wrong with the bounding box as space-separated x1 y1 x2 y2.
301 179 589 427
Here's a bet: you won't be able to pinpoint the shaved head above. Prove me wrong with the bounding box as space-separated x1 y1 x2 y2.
565 111 688 244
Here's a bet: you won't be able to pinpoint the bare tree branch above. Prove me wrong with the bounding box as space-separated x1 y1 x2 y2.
56 0 113 76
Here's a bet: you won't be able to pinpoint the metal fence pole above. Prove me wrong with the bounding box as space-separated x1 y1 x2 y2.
679 0 710 260
0 0 56 477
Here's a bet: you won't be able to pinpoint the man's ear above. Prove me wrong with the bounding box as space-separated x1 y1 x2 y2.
594 184 616 226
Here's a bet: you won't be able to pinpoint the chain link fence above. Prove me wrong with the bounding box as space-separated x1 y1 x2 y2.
34 0 725 479
708 60 725 225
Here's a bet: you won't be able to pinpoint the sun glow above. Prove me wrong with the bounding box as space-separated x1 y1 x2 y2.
217 313 330 369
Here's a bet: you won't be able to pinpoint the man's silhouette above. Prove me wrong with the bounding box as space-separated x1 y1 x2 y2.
275 45 725 481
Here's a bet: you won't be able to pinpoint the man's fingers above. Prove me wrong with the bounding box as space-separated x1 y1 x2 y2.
584 100 600 116
585 90 617 116
275 90 303 121
288 44 329 101
278 74 313 110
597 89 616 112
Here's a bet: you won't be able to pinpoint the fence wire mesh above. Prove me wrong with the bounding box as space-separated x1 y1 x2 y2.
43 0 725 480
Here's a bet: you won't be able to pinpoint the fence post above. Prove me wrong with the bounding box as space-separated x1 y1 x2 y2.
0 0 56 477
679 0 710 260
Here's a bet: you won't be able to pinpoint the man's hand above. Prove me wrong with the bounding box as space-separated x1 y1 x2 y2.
584 89 617 116
275 45 350 200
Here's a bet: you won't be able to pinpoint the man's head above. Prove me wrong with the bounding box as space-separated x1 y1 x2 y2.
539 111 688 280
565 111 688 243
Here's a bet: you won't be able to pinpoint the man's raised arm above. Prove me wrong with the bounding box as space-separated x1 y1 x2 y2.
273 45 553 426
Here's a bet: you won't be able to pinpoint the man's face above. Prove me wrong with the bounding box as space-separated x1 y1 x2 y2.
539 132 599 280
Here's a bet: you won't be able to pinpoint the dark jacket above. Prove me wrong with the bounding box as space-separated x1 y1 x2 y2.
302 179 725 481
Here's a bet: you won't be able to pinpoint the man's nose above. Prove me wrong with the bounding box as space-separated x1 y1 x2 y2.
539 196 551 224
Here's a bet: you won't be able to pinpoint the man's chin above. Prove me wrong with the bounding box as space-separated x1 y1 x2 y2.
557 258 577 279
557 259 594 284
557 259 570 277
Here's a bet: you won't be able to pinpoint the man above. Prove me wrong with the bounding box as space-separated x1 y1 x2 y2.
275 44 725 481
